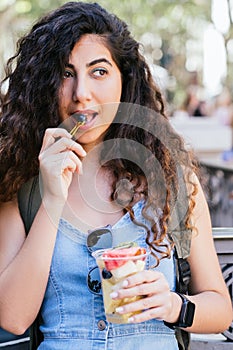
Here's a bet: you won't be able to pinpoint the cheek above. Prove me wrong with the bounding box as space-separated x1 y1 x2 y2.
101 102 120 125
115 75 122 100
59 79 73 102
104 76 122 102
58 98 68 122
59 85 69 103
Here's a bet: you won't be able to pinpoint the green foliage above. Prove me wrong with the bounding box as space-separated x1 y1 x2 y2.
0 0 232 110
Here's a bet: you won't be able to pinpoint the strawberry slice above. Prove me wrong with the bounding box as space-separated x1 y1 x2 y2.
102 247 146 271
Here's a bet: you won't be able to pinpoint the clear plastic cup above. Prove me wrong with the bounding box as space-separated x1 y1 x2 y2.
92 246 150 324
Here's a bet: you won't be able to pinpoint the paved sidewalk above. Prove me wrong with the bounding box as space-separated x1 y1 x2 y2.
191 333 233 350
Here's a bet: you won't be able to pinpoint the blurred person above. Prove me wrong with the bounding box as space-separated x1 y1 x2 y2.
182 85 208 117
212 87 233 126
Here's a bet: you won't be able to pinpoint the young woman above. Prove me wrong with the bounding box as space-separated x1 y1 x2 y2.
0 2 231 349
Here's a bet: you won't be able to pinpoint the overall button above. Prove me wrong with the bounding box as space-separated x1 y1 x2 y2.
97 320 106 331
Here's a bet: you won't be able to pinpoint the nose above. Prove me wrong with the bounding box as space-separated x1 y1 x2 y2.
73 75 92 103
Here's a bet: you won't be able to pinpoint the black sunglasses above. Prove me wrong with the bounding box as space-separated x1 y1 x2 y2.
87 225 113 253
86 225 113 295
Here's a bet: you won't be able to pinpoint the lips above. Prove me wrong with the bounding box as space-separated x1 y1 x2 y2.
71 110 98 124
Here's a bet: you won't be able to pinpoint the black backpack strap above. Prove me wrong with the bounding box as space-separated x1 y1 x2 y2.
167 173 192 350
28 316 44 350
17 176 42 234
17 176 43 350
175 329 191 350
171 222 192 296
169 236 192 350
168 188 192 292
170 233 192 350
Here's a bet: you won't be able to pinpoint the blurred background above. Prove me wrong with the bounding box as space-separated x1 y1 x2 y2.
1 0 233 110
0 0 233 226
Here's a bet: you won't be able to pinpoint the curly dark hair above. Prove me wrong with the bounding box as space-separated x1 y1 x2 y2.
0 1 198 263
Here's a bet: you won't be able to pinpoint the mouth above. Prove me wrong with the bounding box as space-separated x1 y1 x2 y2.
72 110 98 124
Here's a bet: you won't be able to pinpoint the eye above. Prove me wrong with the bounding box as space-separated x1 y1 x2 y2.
92 68 108 77
63 69 74 79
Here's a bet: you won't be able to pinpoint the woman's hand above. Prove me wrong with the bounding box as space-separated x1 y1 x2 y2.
110 270 182 324
39 128 86 203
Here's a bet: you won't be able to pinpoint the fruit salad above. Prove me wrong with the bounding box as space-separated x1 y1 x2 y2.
93 244 149 324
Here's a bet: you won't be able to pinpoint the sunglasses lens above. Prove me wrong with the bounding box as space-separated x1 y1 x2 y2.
87 228 112 252
87 266 102 295
87 227 113 295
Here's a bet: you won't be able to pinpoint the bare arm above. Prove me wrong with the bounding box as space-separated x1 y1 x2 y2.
0 198 63 334
0 128 86 335
186 179 232 333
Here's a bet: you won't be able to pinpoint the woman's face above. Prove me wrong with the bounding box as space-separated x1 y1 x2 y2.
59 34 122 151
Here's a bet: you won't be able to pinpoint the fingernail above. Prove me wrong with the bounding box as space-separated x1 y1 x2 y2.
115 307 124 313
128 317 134 323
110 292 118 298
122 280 129 287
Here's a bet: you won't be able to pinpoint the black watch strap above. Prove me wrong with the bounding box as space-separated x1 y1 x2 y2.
164 292 195 329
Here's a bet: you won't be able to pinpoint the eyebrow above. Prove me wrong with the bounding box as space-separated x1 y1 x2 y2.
65 58 113 71
86 58 113 68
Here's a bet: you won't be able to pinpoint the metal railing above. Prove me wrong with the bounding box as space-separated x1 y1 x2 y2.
213 227 233 341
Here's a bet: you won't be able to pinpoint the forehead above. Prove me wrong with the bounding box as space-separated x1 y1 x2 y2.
70 34 112 61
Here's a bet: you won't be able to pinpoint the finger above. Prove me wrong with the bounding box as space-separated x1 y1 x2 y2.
111 281 160 299
60 157 78 174
127 306 166 323
114 294 169 322
42 151 84 175
61 150 84 174
40 135 86 165
45 136 86 157
116 295 158 314
127 270 163 285
119 270 164 291
110 271 169 301
41 128 72 152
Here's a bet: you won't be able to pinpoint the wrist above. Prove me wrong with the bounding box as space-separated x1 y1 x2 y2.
164 292 196 329
166 291 183 324
42 194 66 224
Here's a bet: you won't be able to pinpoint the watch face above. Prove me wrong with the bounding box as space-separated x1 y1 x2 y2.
180 296 195 327
183 299 195 327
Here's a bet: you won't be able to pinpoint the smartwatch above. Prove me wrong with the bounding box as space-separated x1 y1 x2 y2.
164 292 195 328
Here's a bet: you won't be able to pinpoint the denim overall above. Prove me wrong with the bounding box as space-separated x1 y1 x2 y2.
38 201 178 350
